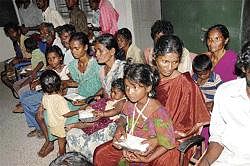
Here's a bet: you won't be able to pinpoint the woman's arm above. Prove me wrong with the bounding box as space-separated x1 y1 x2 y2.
61 80 78 89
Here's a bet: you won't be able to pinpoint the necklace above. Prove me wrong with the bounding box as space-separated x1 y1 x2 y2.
129 98 150 135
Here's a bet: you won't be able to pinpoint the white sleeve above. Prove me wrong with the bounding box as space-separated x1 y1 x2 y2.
52 10 65 27
209 86 226 145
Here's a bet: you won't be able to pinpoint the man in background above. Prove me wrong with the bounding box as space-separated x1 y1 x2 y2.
88 0 119 35
65 0 88 34
36 0 65 27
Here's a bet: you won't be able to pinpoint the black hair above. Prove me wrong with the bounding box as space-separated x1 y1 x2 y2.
151 20 174 40
57 24 76 36
94 33 126 61
39 22 55 32
204 24 229 49
40 70 61 94
192 54 213 73
235 41 250 77
124 63 160 98
111 78 125 93
49 152 92 166
45 45 64 64
154 35 183 59
116 28 132 46
24 37 38 52
69 32 90 53
3 22 20 36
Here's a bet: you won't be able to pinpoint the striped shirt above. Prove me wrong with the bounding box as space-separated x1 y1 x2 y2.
192 72 223 102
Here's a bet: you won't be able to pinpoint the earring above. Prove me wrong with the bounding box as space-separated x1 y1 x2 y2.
148 92 153 97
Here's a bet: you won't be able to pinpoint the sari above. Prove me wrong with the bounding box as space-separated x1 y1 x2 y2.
156 72 210 165
214 49 237 82
93 101 176 166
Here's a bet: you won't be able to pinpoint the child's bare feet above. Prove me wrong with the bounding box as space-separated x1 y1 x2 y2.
38 141 54 158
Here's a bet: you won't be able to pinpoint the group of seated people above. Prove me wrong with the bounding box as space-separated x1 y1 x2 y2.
2 18 250 166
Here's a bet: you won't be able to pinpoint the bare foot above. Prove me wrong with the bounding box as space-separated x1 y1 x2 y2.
38 141 54 158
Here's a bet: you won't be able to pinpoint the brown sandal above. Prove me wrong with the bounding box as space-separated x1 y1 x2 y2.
12 105 24 113
27 130 38 137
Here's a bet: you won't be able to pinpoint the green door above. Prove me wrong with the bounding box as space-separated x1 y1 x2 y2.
161 0 243 53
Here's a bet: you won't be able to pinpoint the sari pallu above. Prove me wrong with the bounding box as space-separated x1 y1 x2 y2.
156 72 211 165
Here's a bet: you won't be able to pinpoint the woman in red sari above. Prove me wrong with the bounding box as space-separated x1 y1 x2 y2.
154 35 210 165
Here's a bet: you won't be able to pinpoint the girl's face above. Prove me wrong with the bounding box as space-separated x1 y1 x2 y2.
70 40 87 59
116 35 130 50
94 42 115 64
155 52 180 78
124 79 150 103
206 29 228 53
110 87 124 100
47 52 62 69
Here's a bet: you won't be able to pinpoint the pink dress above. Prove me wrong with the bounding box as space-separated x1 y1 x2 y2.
214 50 237 82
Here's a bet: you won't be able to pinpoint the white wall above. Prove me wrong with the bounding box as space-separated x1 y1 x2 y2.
0 28 16 62
131 0 161 50
112 0 135 43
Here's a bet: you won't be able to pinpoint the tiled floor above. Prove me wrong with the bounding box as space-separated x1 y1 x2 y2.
0 63 57 166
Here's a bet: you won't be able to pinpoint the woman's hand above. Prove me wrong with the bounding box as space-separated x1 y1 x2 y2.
123 150 150 163
137 137 158 156
123 150 138 162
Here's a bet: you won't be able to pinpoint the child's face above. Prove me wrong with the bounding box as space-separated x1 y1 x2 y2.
47 52 62 69
116 35 130 50
124 79 150 103
196 70 211 80
110 87 124 100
